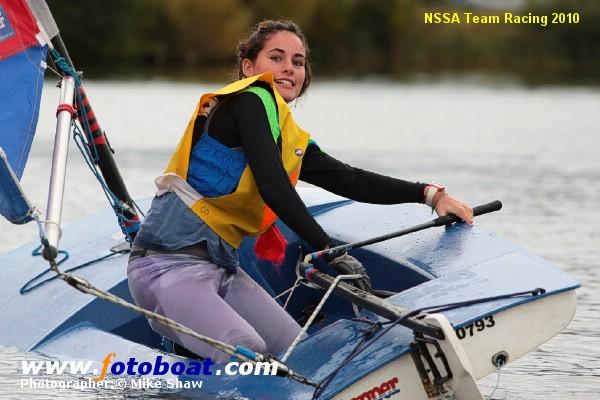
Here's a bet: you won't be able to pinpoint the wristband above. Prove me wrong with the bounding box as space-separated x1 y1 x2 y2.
424 182 446 206
431 191 447 213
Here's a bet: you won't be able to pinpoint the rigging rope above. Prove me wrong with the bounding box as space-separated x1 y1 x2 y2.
21 247 126 294
311 288 545 399
72 121 142 244
486 357 505 400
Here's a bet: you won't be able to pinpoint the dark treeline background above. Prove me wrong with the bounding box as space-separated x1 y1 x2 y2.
47 0 599 84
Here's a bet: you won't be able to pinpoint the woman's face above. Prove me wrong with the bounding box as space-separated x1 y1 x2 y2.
242 30 306 103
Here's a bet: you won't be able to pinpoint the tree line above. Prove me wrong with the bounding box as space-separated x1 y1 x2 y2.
47 0 599 84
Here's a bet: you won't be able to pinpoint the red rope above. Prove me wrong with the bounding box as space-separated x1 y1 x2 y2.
56 103 75 117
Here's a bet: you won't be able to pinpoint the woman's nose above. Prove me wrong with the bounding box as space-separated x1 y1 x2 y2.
281 59 293 74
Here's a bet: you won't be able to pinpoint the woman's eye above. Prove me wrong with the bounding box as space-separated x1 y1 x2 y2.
294 60 304 67
270 55 281 62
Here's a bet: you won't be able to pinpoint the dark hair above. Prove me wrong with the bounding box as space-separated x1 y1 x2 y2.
237 20 312 97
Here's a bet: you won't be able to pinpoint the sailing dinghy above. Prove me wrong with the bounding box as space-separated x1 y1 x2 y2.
0 1 579 398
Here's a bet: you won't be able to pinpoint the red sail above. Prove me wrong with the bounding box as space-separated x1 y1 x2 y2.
0 0 40 60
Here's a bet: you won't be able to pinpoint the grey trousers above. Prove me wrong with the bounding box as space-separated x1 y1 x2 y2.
127 254 302 364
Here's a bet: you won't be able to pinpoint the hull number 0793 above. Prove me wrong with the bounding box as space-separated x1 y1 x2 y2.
455 316 495 340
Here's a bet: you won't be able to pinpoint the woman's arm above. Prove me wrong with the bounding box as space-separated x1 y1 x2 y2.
233 93 332 250
300 143 473 223
299 142 426 204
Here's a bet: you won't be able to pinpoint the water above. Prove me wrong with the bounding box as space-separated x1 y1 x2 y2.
1 79 599 399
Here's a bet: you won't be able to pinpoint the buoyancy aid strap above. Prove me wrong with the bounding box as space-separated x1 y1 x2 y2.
155 173 203 207
242 86 280 143
203 93 238 134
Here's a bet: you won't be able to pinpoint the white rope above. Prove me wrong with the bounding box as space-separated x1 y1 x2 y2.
37 219 62 239
280 273 362 363
282 277 303 310
486 358 505 400
273 277 301 301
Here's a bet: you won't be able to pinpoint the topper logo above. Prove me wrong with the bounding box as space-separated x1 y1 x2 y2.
0 5 16 41
351 377 400 400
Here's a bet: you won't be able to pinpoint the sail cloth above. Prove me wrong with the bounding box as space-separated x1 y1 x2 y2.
0 148 34 224
25 0 59 40
0 0 54 223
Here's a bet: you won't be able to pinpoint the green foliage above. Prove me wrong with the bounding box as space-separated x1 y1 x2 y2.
166 0 252 65
46 0 599 83
47 0 138 70
523 0 600 78
247 0 320 26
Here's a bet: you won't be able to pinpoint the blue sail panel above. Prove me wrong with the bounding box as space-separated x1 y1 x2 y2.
0 44 47 180
0 43 47 224
0 148 33 224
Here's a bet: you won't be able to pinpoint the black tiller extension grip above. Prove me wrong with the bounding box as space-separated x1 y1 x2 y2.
432 200 502 226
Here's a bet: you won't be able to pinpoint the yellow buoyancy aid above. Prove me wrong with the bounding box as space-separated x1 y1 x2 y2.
162 73 310 248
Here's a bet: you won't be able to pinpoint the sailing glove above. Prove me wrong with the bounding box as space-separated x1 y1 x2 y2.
328 254 373 293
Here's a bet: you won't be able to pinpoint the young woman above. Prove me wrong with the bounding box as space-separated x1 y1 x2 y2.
127 20 473 364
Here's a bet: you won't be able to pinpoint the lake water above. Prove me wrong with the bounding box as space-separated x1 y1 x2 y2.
1 79 599 399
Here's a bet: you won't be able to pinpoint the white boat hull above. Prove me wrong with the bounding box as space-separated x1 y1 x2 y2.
333 290 577 399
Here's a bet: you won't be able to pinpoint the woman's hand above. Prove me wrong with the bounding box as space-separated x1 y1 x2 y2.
434 194 474 224
328 254 373 293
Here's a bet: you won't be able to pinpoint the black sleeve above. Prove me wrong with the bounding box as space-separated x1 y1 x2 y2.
300 143 426 204
233 93 332 251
